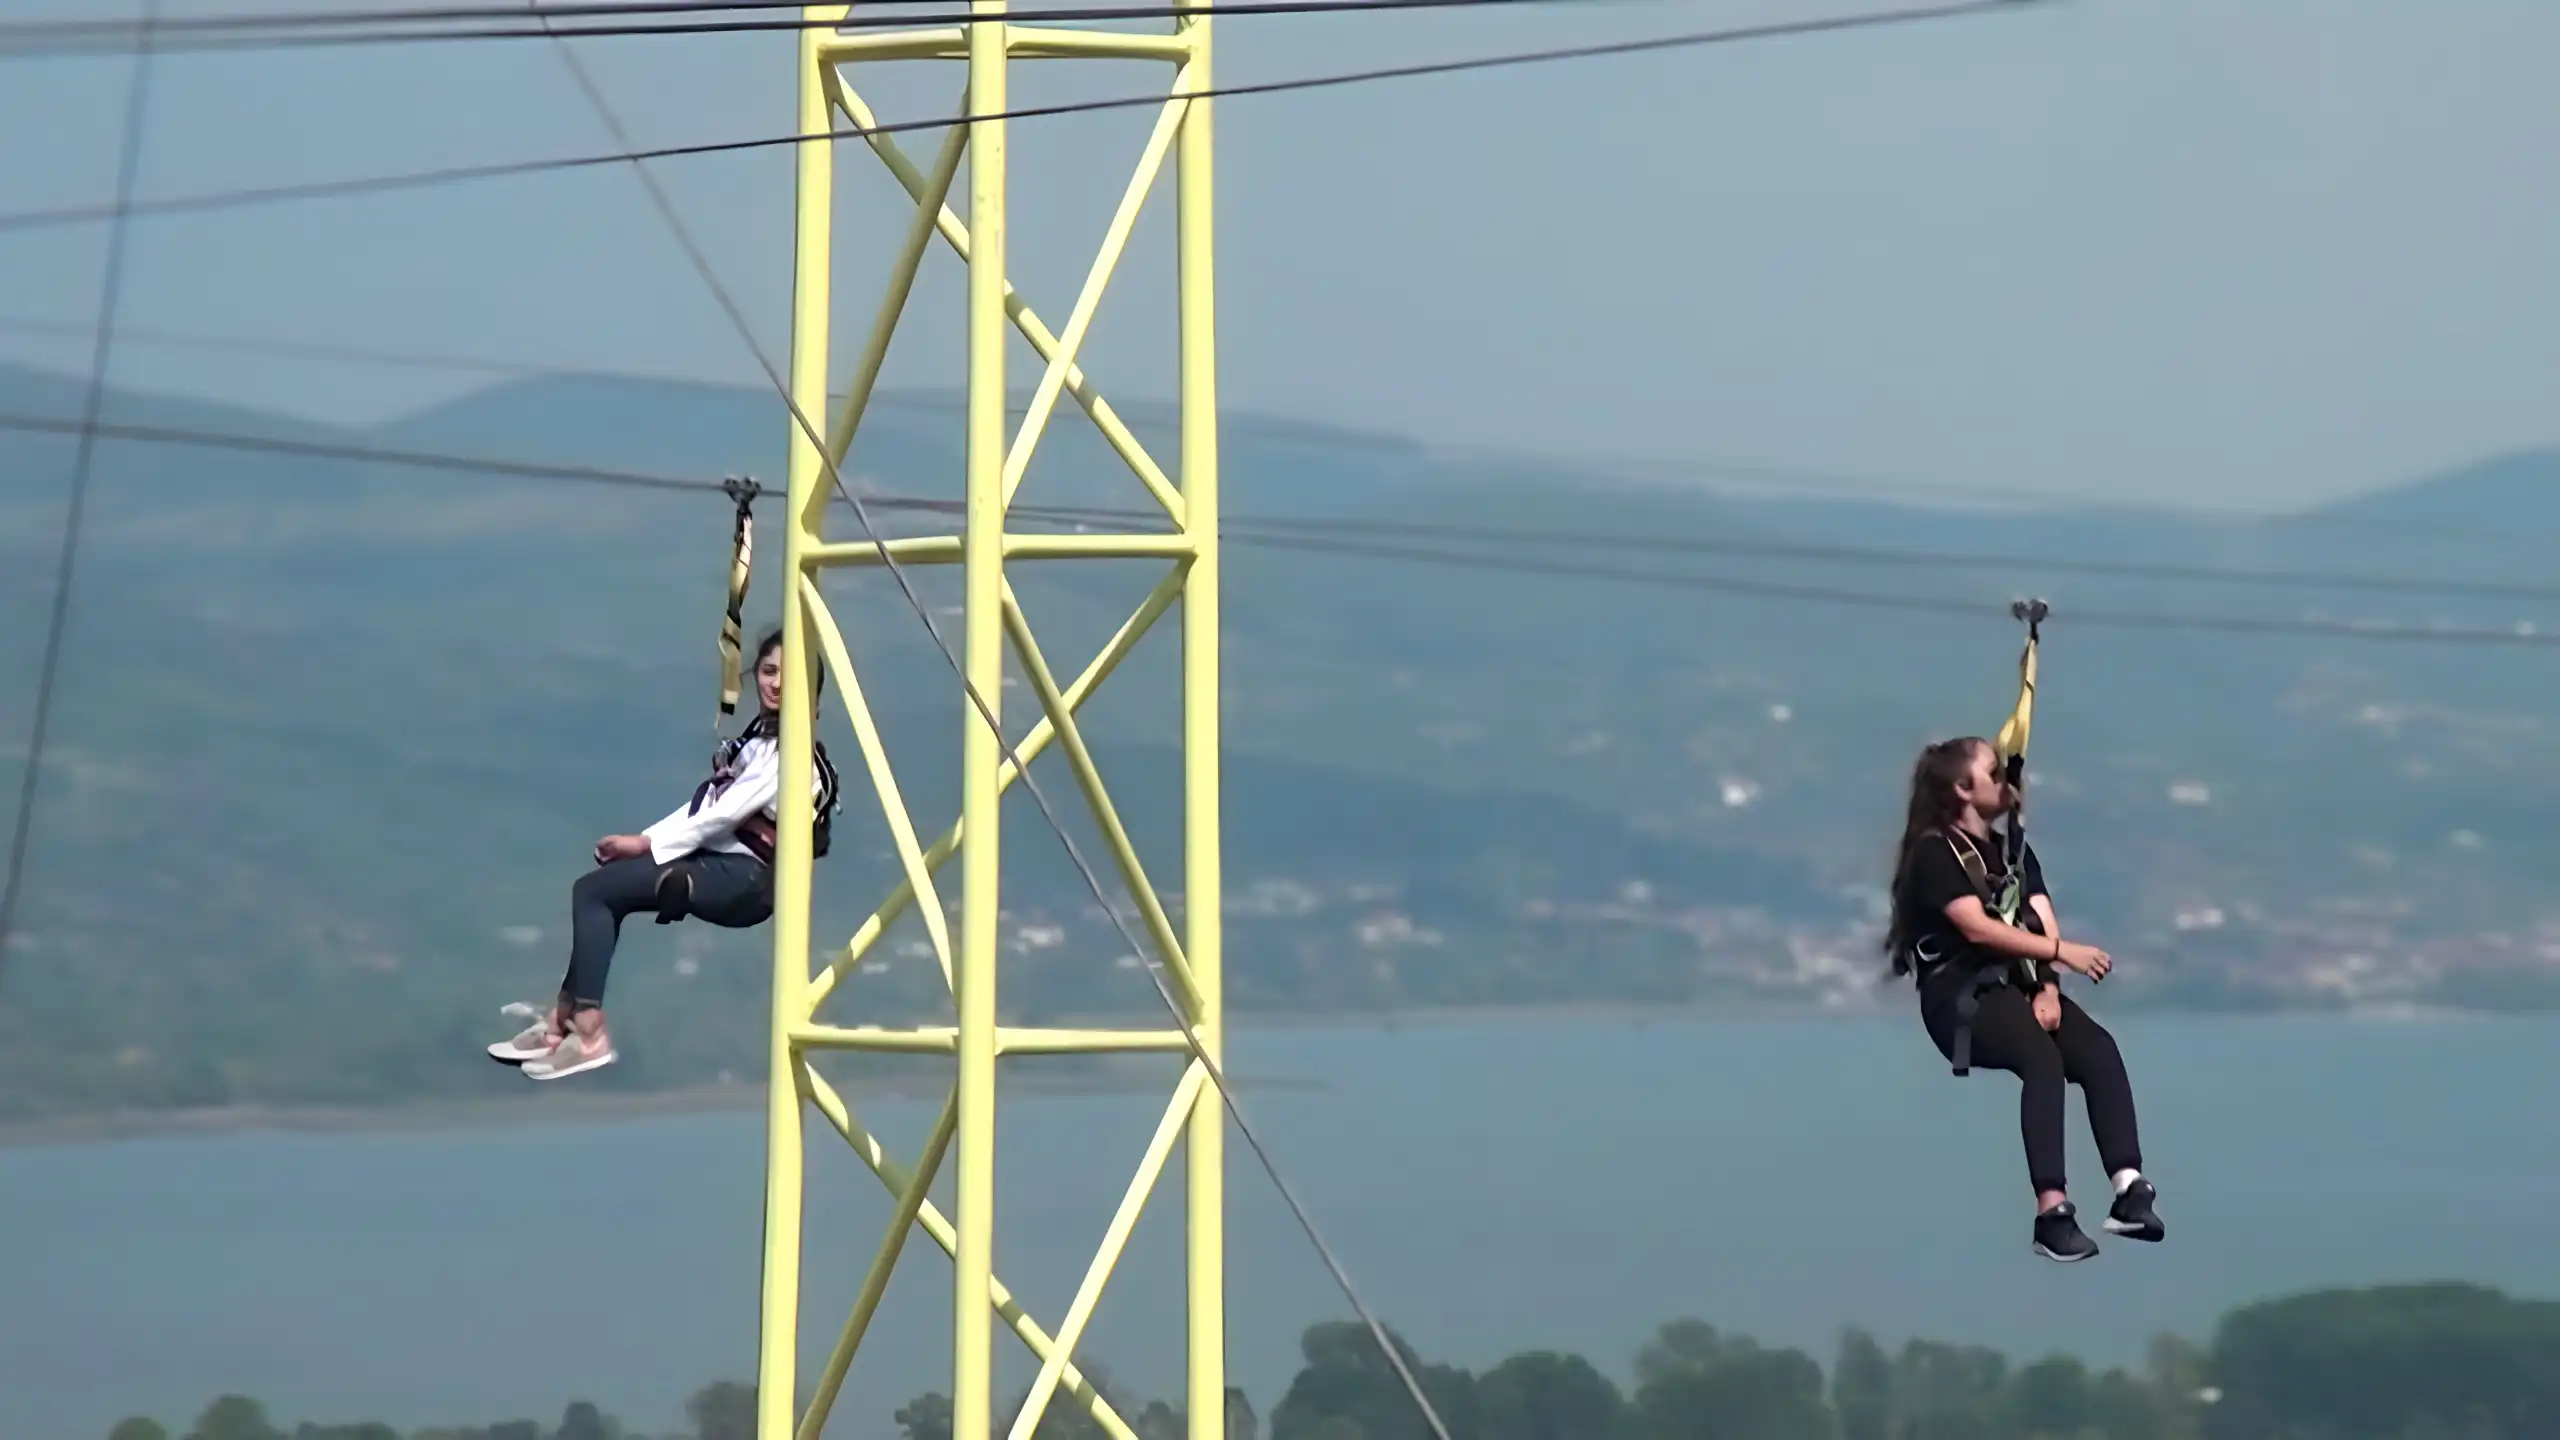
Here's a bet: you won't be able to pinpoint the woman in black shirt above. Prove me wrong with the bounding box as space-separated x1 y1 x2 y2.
1885 736 2165 1262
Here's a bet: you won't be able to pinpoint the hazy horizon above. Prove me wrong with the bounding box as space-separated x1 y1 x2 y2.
4 347 2552 526
2 0 2556 516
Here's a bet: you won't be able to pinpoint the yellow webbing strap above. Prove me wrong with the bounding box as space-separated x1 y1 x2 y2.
1993 598 2048 990
716 476 762 723
1994 600 2042 774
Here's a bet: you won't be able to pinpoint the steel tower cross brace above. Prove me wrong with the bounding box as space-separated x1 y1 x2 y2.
757 7 1223 1440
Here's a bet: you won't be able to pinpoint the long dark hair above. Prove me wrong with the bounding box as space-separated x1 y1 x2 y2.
1882 736 1991 975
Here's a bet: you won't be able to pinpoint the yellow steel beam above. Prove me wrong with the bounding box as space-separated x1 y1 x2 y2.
833 80 1187 525
757 7 841 1436
1007 25 1198 59
1008 1065 1209 1440
790 1024 959 1054
952 6 1011 1437
805 569 1184 1012
997 532 1197 560
820 25 1195 63
820 27 968 62
1000 582 1205 1013
804 535 965 567
802 1066 1143 1440
768 16 1221 1439
801 576 956 992
1002 96 1187 508
1174 36 1228 1440
794 1023 1196 1054
797 1089 959 1440
824 109 969 478
995 1025 1193 1055
804 531 1195 567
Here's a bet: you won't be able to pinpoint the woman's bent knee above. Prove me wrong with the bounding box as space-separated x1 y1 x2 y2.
2013 1042 2068 1092
573 856 659 919
2086 1028 2126 1071
2059 1007 2129 1075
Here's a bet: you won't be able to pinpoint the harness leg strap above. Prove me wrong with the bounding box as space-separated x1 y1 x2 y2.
653 863 695 925
1950 981 1978 1077
1948 965 2012 1078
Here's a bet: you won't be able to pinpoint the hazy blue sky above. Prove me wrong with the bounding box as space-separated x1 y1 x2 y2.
1 0 2554 512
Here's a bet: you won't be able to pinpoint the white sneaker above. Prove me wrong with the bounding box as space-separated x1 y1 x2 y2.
523 1029 617 1081
486 1003 563 1066
487 1024 560 1066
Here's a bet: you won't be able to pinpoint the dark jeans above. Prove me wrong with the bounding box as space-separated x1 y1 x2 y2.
1922 983 2143 1196
561 851 773 1008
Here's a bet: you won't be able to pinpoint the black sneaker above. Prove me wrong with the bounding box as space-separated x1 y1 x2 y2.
2106 1179 2164 1242
2033 1202 2100 1263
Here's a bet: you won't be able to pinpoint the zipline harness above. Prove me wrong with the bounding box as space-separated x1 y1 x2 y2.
675 475 841 884
1939 597 2050 1076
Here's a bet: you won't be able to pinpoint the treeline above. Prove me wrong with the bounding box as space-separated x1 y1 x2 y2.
96 1282 2560 1440
93 1389 749 1440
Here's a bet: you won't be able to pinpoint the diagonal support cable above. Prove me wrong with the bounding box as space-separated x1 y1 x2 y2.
0 0 161 978
532 20 1458 1440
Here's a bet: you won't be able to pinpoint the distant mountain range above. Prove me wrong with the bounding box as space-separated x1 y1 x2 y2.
5 359 2560 1119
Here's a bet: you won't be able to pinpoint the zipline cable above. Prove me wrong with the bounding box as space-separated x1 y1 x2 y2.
0 0 1629 58
964 495 2560 606
1217 530 2560 647
0 315 571 376
0 411 723 493
0 0 2047 233
2 0 1504 44
8 409 2560 629
0 313 2526 550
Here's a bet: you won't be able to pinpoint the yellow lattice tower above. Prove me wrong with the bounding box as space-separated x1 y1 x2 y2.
756 6 1223 1440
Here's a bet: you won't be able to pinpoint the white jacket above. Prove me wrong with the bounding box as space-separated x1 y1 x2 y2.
640 734 823 864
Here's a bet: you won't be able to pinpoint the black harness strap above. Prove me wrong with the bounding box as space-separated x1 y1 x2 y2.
1948 964 2007 1077
653 863 696 925
682 712 842 870
1926 828 2043 1077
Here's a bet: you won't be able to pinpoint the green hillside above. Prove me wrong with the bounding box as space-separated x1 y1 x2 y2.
6 361 2560 1120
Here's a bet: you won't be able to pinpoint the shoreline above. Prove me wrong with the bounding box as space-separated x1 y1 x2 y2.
0 1065 1266 1153
0 999 2510 1151
0 1003 1815 1151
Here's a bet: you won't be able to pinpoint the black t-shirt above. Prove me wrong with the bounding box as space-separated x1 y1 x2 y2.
1898 827 2048 998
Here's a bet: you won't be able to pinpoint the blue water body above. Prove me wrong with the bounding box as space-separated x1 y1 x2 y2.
6 1012 2553 1440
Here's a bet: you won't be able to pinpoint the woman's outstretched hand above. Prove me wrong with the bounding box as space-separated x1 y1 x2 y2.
2055 940 2112 981
594 833 651 865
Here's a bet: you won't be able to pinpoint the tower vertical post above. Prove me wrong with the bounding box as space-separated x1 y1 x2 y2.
757 9 839 1438
1175 12 1226 1440
953 6 1011 1440
765 8 1222 1436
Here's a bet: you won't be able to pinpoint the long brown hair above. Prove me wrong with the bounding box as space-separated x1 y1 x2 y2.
1882 736 1992 975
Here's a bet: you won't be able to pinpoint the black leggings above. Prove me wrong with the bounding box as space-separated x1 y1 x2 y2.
1924 986 2143 1196
562 852 773 1008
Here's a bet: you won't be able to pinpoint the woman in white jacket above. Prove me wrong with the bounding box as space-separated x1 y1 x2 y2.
489 629 836 1080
